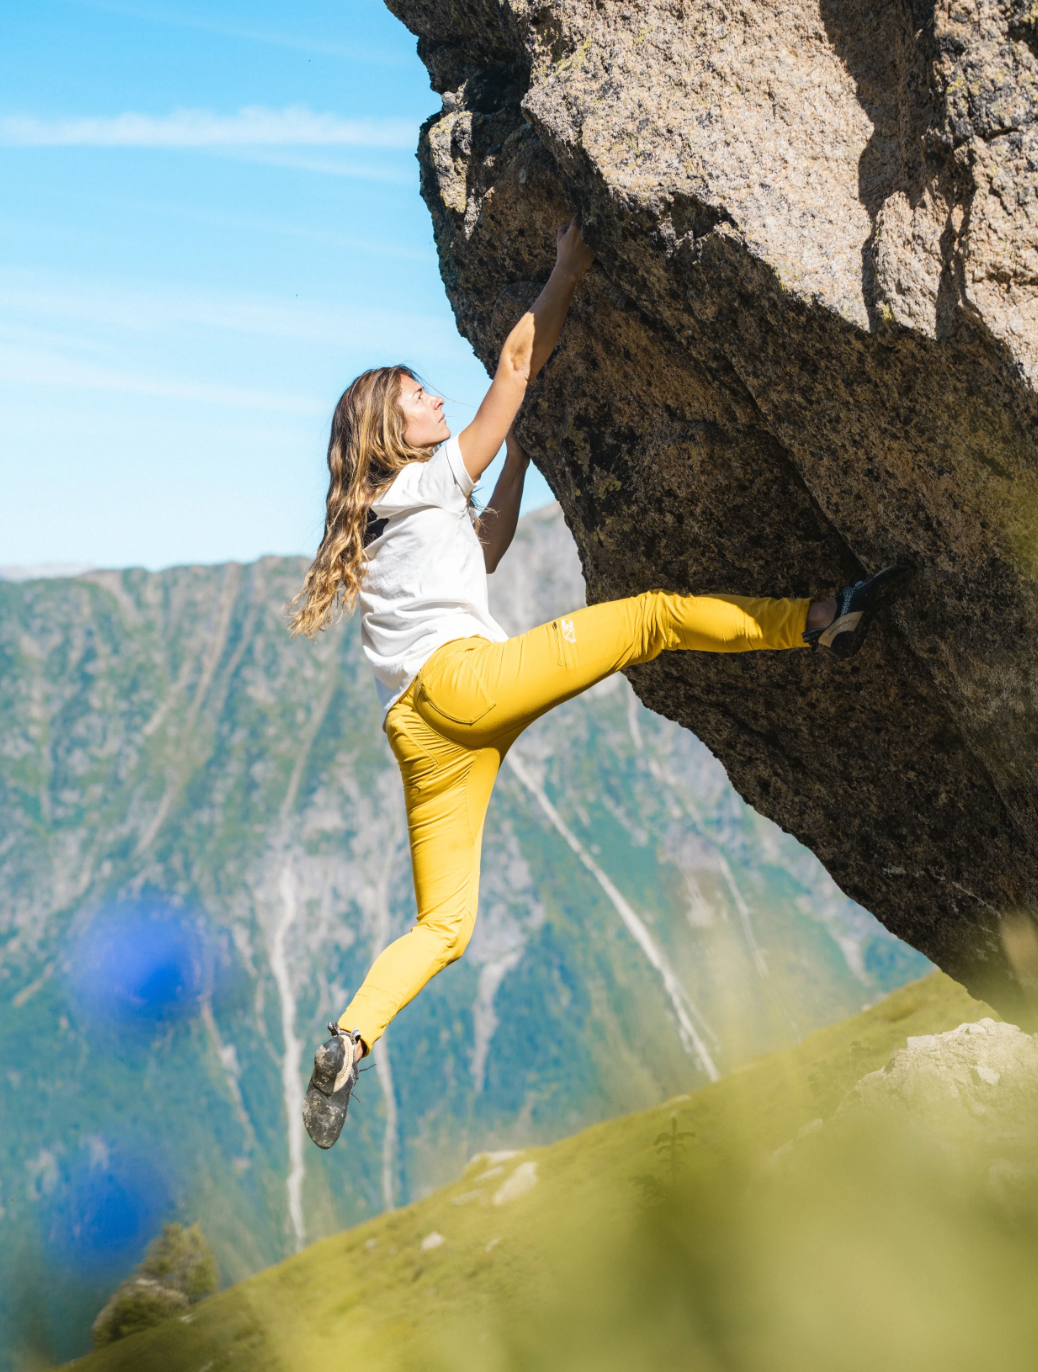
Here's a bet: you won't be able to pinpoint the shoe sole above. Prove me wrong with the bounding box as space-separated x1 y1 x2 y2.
302 1031 356 1151
302 1083 348 1150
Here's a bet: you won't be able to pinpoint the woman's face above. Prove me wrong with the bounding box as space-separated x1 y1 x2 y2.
398 375 449 448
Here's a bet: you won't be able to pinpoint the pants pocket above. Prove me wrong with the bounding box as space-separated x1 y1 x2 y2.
386 714 439 792
417 651 496 727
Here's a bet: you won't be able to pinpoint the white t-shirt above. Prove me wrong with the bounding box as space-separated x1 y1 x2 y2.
358 435 508 717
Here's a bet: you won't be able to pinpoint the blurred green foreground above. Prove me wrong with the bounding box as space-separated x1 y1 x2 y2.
65 972 1038 1372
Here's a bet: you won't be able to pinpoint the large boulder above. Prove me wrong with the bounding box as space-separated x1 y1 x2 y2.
763 1017 1038 1198
386 0 1038 1019
838 1017 1038 1159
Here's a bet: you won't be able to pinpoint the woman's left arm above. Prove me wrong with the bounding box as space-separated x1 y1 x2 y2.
480 429 530 573
458 220 594 482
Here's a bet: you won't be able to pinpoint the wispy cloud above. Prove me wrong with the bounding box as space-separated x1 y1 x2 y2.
0 276 464 351
0 106 417 150
0 343 324 414
60 0 409 65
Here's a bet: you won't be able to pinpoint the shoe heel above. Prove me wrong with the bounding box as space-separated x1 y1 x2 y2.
311 1036 346 1095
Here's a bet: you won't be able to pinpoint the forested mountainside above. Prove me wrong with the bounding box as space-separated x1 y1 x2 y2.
0 505 927 1366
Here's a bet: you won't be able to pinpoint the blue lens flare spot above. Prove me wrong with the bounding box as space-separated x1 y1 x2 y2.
68 901 208 1026
42 1147 171 1275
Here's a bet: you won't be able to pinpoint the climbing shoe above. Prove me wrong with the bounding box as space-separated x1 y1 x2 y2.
803 564 910 660
302 1023 363 1150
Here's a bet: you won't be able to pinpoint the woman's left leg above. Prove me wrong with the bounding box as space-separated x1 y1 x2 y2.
337 694 515 1053
413 589 810 752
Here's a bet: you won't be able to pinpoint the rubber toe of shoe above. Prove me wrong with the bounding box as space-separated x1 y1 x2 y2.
829 564 912 659
310 1033 346 1093
302 1084 348 1150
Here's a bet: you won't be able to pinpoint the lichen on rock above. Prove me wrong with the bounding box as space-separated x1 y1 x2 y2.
386 0 1038 1019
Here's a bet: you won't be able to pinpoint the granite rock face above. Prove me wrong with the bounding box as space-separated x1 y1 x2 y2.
387 0 1038 1019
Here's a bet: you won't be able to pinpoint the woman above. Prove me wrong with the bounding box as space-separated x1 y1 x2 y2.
292 221 904 1151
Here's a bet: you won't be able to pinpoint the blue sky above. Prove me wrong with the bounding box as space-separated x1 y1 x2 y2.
0 0 554 572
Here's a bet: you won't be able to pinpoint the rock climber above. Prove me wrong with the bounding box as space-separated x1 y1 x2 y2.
289 219 906 1150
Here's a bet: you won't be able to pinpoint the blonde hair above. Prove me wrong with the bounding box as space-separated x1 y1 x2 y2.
289 366 432 639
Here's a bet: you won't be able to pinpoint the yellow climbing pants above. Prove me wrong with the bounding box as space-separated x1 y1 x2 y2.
340 589 810 1050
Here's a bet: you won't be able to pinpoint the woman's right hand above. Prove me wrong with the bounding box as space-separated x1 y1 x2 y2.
555 218 595 279
505 426 530 468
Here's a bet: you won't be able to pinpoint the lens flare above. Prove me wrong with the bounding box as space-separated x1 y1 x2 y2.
66 900 209 1027
41 1145 171 1276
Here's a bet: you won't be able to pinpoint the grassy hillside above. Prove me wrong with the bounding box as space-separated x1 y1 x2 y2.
67 970 1020 1372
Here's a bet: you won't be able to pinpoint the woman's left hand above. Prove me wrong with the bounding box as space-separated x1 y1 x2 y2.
459 215 591 482
555 217 595 280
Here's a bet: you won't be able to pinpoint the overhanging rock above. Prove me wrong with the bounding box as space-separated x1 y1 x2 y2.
385 0 1038 1020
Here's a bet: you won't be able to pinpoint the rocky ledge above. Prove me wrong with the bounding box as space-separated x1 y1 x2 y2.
386 0 1038 1018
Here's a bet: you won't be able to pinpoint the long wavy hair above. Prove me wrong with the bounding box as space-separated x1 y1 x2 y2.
289 365 433 639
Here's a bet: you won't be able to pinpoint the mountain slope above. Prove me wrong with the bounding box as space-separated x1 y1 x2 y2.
63 972 1002 1372
0 506 927 1366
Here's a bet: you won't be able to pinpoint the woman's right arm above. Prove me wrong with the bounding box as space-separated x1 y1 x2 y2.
479 428 530 573
458 219 594 482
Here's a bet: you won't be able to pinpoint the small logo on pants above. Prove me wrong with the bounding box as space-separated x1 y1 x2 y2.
560 617 576 644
